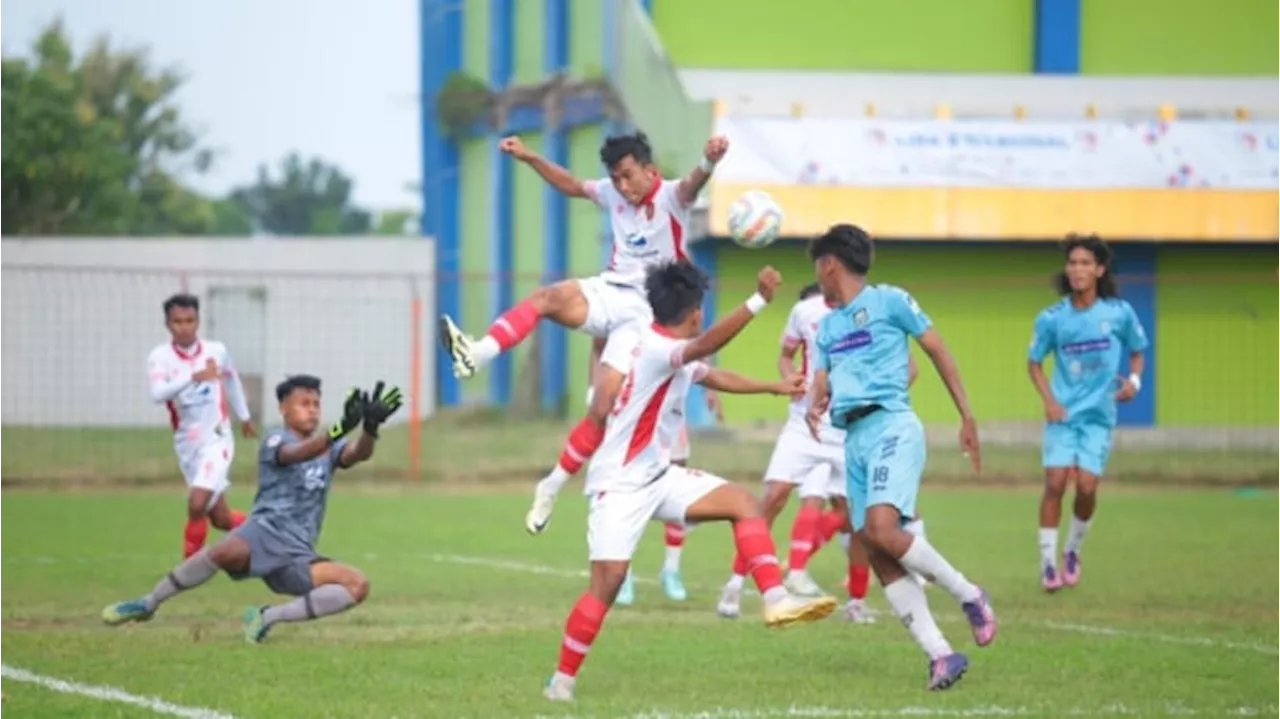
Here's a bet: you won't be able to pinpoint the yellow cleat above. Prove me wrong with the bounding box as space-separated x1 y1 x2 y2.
763 593 838 628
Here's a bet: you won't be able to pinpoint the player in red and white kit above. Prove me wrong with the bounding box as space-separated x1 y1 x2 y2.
436 132 727 535
146 294 256 558
716 283 928 623
542 262 837 702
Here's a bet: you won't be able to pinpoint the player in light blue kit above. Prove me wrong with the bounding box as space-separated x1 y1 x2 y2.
1028 234 1147 592
806 225 996 692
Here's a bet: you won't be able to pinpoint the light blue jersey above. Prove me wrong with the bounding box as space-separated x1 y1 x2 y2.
1028 297 1148 427
815 284 931 428
1029 297 1148 475
815 284 931 530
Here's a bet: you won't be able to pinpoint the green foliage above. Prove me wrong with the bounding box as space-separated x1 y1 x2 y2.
1 20 216 236
436 71 493 139
228 152 372 236
373 208 419 236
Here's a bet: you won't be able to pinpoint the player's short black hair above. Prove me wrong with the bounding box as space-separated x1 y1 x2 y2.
162 293 199 318
600 131 654 169
808 224 873 275
798 282 822 300
645 261 708 326
276 374 322 402
1055 233 1120 298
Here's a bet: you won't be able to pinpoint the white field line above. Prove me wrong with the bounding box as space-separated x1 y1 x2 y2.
0 664 238 719
6 551 1277 656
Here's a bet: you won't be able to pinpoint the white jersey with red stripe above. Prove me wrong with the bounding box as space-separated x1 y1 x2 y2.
781 295 842 439
585 322 709 493
146 340 251 459
580 178 692 289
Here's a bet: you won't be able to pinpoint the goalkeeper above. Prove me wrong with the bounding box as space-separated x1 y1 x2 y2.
102 375 403 644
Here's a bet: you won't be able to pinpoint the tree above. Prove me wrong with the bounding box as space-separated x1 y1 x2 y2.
1 20 216 236
229 153 371 236
373 208 418 235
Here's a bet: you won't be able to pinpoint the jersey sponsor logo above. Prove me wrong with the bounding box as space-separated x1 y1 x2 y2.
624 232 648 248
1062 338 1111 354
830 330 873 354
854 308 870 327
302 465 327 492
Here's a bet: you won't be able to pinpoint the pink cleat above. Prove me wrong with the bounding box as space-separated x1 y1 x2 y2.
1062 551 1082 587
1042 565 1063 593
961 588 998 647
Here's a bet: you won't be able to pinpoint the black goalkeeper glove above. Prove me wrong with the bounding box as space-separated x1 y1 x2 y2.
362 380 403 438
328 387 367 443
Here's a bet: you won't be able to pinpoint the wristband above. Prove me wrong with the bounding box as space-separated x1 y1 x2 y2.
745 292 768 315
1128 373 1142 393
698 156 716 173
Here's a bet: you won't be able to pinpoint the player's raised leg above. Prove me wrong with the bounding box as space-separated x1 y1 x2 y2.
102 533 251 625
717 479 794 619
243 561 368 644
441 280 591 379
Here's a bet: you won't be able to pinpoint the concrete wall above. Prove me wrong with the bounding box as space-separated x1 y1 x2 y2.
710 242 1276 427
1 239 436 427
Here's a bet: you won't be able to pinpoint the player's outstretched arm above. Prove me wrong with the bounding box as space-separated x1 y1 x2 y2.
675 136 729 207
499 136 589 199
698 367 803 396
277 389 366 466
676 267 782 366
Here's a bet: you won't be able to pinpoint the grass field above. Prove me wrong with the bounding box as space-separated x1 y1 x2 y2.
2 485 1277 718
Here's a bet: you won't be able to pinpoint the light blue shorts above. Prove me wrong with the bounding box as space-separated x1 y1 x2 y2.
844 409 927 532
1042 421 1113 477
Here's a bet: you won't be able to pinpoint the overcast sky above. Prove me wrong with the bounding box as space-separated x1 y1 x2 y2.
2 0 422 210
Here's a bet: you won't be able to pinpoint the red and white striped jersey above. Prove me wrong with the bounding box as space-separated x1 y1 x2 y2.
781 295 839 433
146 340 251 455
585 323 708 492
581 178 692 290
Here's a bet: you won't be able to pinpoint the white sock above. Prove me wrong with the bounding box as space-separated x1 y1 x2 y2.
899 536 981 604
536 466 573 497
726 573 746 591
663 546 682 574
883 577 953 660
1065 516 1092 555
839 532 851 551
1038 527 1059 569
473 336 501 368
904 518 926 539
761 586 787 606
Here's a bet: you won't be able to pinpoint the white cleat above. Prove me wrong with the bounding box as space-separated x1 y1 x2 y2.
842 598 877 624
784 571 825 598
438 315 476 379
543 674 575 701
524 488 556 535
716 584 742 619
762 592 838 628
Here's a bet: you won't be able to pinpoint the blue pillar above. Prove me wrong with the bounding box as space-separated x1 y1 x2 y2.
1034 0 1081 74
639 0 654 14
540 0 570 413
686 241 719 429
489 0 515 406
1115 244 1156 427
421 0 463 406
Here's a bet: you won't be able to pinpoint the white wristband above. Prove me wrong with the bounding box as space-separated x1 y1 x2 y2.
698 156 716 173
745 292 768 315
1128 373 1142 392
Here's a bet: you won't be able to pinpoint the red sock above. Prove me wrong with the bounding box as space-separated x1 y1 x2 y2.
788 504 822 571
557 593 609 678
663 522 685 548
733 517 783 593
229 510 248 529
812 510 846 554
487 299 541 352
557 418 605 475
730 551 747 577
847 564 870 600
183 518 209 558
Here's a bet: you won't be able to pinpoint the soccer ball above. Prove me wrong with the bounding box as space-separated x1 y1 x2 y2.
727 190 784 248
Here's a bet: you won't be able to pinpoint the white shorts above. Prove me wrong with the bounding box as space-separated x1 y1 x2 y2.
671 422 690 463
178 440 234 499
586 465 726 561
576 276 653 338
763 420 846 499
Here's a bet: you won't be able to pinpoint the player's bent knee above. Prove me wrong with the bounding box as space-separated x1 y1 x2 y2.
207 535 251 573
346 572 371 603
762 483 792 518
588 561 630 604
1043 469 1070 496
1075 471 1100 496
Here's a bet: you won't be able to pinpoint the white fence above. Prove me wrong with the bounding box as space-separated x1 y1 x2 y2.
1 238 437 428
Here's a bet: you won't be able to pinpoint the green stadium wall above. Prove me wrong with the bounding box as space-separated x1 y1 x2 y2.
1081 0 1279 76
711 243 1277 427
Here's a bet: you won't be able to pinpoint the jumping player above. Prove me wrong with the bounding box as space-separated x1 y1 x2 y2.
716 283 926 624
102 377 403 642
807 224 996 691
543 262 836 701
147 293 257 558
1028 234 1147 592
